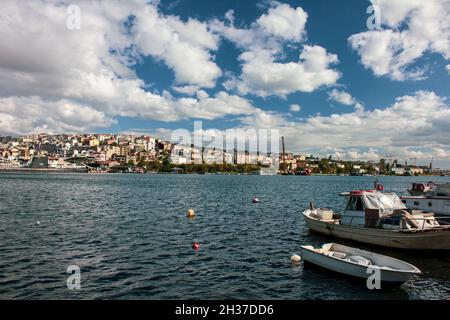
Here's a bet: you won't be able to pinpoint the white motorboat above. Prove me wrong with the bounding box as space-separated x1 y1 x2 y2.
303 190 450 250
300 243 421 285
407 181 438 196
401 183 450 217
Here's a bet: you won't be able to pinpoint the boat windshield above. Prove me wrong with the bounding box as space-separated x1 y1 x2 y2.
346 197 364 211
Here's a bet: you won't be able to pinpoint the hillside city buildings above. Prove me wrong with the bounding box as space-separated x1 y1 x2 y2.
0 133 442 175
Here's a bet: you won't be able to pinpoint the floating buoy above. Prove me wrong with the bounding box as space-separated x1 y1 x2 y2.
36 221 40 225
252 196 260 203
291 254 301 263
192 242 200 250
187 209 196 218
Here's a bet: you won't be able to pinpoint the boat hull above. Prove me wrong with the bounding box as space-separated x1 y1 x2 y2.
303 212 450 250
407 190 433 196
300 246 418 284
401 196 450 217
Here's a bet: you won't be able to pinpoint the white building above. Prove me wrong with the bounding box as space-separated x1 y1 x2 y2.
145 137 156 152
393 167 405 175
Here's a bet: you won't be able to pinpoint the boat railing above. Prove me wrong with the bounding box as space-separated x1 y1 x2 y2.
351 215 450 230
412 216 450 229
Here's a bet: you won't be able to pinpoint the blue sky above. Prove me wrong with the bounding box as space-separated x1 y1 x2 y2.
111 0 450 132
1 0 449 167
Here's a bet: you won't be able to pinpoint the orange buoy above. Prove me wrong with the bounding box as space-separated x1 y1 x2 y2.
187 209 196 218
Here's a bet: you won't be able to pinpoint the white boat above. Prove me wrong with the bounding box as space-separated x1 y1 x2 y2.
300 243 421 285
259 167 278 175
401 183 450 217
407 181 438 196
303 190 450 250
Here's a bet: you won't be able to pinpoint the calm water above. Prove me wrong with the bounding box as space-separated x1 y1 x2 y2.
0 173 449 300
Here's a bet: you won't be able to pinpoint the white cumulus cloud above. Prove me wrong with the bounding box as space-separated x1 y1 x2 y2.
210 2 340 97
132 5 222 88
348 0 450 80
289 104 301 112
224 45 340 97
328 89 357 106
327 89 363 111
256 3 308 42
258 91 450 162
0 96 116 135
0 0 259 134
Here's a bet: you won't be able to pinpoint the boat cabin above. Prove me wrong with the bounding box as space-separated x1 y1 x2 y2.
340 190 409 229
401 183 450 217
408 181 437 196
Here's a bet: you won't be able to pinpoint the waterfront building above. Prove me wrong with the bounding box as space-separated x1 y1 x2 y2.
0 158 20 169
408 167 425 175
393 167 406 175
106 146 120 159
89 137 100 147
29 156 49 168
97 134 111 142
119 145 131 156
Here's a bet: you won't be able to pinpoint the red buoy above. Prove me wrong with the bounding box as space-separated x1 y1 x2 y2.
192 242 200 250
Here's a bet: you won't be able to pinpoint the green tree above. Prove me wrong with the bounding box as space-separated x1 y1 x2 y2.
137 159 146 168
147 160 162 171
385 163 391 175
379 159 386 174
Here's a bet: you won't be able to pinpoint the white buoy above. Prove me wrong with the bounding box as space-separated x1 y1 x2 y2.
291 254 301 263
36 221 40 225
252 196 260 203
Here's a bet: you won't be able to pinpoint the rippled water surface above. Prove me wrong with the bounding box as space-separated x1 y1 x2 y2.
0 173 449 299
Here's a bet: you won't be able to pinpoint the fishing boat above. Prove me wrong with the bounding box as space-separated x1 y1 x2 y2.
302 190 450 250
300 243 421 285
401 183 450 217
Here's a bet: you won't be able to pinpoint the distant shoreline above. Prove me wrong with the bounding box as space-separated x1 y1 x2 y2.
0 168 88 173
0 169 447 177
